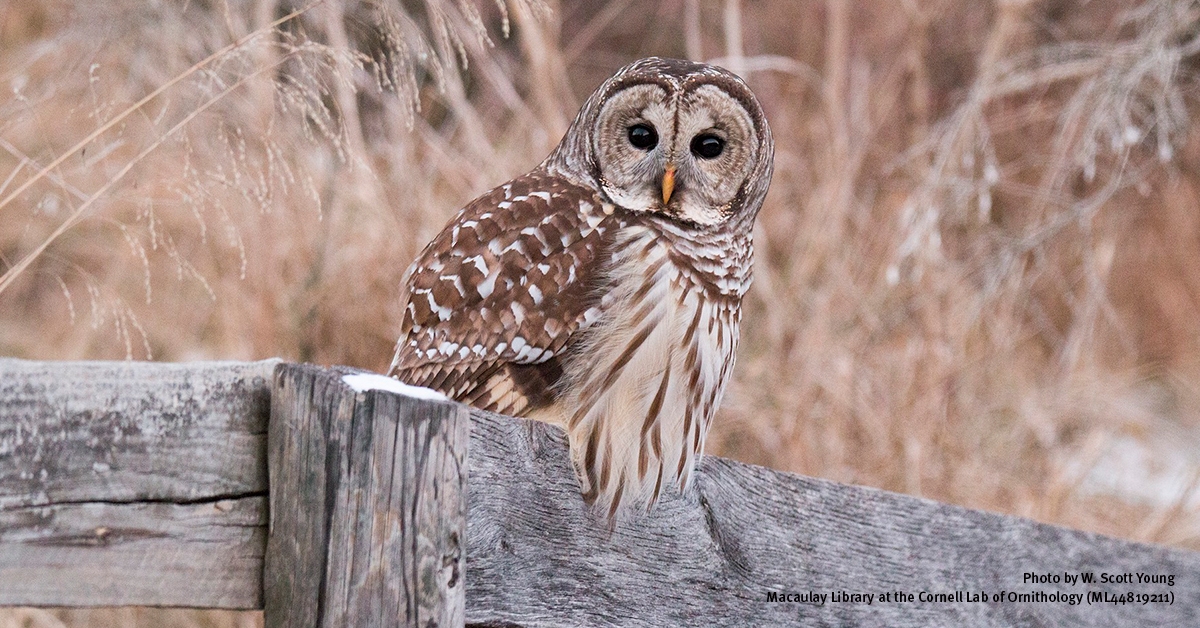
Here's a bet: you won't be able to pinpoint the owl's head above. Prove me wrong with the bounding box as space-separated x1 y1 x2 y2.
548 57 774 229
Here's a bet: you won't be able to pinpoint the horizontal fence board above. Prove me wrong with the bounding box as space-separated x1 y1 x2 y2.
0 359 277 608
0 497 265 608
0 359 275 508
465 409 1200 628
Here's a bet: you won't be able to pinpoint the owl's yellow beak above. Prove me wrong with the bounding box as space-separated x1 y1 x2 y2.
661 164 676 204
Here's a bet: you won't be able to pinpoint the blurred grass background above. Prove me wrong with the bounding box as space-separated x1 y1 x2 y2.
2 0 1199 625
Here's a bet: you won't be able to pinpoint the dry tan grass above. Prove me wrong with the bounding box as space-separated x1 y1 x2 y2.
2 0 1199 625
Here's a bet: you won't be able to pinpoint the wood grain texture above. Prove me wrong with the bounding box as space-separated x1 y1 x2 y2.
265 363 467 628
3 360 1198 627
465 409 1200 628
0 358 276 609
0 498 266 607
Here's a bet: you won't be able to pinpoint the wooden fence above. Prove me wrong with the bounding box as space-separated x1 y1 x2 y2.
1 358 1197 627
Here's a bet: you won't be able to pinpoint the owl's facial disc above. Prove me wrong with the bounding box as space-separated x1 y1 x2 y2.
593 84 675 214
667 84 759 225
593 82 760 227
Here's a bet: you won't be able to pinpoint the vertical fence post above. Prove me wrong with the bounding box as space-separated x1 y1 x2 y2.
265 363 467 628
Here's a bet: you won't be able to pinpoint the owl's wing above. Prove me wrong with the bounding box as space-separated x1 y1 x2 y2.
389 171 614 417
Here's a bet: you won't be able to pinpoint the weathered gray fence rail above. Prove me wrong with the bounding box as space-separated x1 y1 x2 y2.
1 358 1198 627
0 359 272 608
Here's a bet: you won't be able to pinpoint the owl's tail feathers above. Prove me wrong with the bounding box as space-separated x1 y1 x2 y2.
568 414 696 525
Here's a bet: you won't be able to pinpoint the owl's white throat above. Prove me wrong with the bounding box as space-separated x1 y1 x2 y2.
602 181 727 228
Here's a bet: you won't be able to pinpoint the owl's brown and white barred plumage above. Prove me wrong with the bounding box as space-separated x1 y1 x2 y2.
390 57 773 517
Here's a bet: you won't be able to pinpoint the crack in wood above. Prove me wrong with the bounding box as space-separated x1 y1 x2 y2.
1 491 268 513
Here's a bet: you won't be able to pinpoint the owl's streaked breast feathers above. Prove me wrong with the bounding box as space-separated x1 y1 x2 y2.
389 57 773 518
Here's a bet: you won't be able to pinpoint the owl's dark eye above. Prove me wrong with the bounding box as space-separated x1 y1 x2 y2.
691 134 725 159
627 124 658 150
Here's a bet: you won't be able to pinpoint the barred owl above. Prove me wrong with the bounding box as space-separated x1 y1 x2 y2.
389 57 774 517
